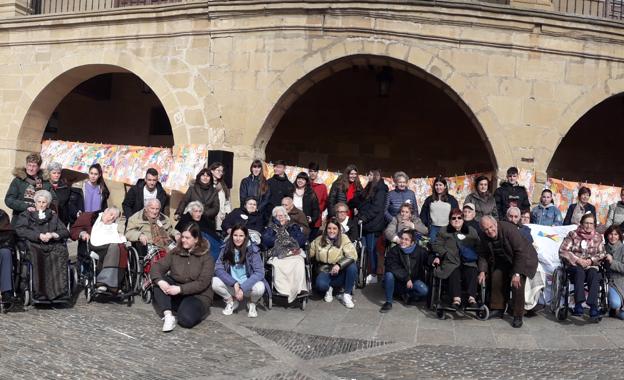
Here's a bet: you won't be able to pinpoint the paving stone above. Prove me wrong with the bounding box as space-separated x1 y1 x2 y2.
248 326 391 360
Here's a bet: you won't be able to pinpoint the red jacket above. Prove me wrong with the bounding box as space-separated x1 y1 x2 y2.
311 182 328 228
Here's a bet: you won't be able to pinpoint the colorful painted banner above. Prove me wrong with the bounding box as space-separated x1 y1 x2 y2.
41 140 208 192
544 178 621 225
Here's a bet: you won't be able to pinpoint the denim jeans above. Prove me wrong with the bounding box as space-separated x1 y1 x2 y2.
315 262 357 294
202 232 223 263
429 225 441 243
609 286 623 311
567 266 601 306
0 248 12 293
363 232 380 275
383 272 428 303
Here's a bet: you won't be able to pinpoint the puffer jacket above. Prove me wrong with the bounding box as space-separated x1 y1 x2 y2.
606 202 624 228
494 182 530 218
384 215 428 242
5 167 55 223
327 178 362 218
266 175 294 213
530 203 563 226
215 243 271 297
384 188 419 223
432 224 480 279
384 243 428 283
239 174 271 212
150 240 214 311
606 241 624 293
309 233 357 269
464 192 498 221
559 227 606 266
175 180 220 220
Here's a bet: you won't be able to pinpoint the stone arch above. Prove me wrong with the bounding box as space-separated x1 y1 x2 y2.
12 51 195 154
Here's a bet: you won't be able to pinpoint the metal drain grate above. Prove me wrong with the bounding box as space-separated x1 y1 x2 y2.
250 327 391 360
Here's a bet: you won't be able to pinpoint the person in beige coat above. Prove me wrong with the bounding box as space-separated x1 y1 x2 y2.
125 198 180 250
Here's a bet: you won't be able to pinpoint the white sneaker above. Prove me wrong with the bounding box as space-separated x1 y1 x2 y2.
366 274 378 284
223 300 239 316
248 302 258 318
162 314 176 332
97 286 107 292
341 293 355 309
324 286 333 302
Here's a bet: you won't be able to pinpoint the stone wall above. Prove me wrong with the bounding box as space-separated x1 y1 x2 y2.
1 1 624 209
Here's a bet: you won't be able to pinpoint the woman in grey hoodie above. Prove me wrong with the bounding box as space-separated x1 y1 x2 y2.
605 225 624 320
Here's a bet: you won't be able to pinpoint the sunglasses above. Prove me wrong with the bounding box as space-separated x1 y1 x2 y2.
451 216 463 221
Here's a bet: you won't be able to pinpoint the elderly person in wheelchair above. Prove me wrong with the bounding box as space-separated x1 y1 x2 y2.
70 206 127 292
125 198 180 254
559 213 607 322
14 190 70 301
261 206 307 304
222 196 265 245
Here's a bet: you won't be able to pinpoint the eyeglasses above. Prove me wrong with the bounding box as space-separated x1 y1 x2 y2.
337 210 348 214
451 216 463 220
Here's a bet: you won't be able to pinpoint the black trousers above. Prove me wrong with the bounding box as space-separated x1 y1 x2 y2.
567 266 601 306
153 276 207 328
448 265 478 299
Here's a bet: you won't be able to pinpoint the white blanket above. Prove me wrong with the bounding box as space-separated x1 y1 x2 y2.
268 254 307 303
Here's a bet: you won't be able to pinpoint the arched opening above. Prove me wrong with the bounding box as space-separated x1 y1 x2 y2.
262 55 495 178
43 72 173 147
548 93 624 184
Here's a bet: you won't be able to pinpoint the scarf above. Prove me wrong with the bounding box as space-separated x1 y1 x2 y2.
23 174 43 206
401 244 417 255
575 225 596 242
606 241 622 255
146 213 172 249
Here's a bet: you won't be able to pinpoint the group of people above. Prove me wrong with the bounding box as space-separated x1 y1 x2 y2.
0 154 623 332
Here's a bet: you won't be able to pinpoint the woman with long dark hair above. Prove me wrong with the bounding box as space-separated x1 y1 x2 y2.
328 164 363 218
176 168 220 231
208 162 232 233
239 159 271 214
420 176 459 242
151 222 214 332
213 224 267 318
69 163 110 224
292 172 320 234
351 169 388 284
310 218 358 308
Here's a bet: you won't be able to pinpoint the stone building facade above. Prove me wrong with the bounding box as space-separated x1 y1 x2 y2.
1 0 623 207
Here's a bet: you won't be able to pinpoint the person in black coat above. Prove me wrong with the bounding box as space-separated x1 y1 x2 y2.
351 169 388 285
222 197 265 236
327 164 363 218
239 160 271 214
0 209 17 308
47 162 72 226
292 172 320 232
380 229 429 313
563 186 597 226
334 202 359 243
122 168 169 221
265 160 294 221
494 167 531 220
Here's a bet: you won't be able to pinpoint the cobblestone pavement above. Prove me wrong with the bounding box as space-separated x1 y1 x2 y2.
1 281 623 379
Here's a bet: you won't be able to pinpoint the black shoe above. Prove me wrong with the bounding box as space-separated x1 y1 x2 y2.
488 309 504 319
512 317 523 328
379 302 392 313
1 291 14 304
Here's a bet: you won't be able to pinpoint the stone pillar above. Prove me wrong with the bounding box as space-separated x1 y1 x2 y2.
0 0 32 17
509 0 554 11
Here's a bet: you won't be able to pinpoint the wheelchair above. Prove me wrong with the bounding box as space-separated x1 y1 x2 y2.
262 245 312 311
550 261 609 322
0 247 24 313
429 264 489 321
81 240 140 306
355 221 367 289
126 242 171 304
17 239 79 307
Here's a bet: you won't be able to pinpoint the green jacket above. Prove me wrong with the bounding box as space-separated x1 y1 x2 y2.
432 225 480 279
5 167 55 224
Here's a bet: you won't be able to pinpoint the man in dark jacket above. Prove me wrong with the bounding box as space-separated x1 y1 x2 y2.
122 168 169 221
494 167 530 219
5 152 55 225
266 160 294 217
334 202 359 243
281 196 310 238
478 216 538 328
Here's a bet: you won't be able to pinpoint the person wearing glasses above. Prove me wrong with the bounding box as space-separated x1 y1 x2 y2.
432 208 480 309
334 202 359 243
559 213 607 322
563 186 596 226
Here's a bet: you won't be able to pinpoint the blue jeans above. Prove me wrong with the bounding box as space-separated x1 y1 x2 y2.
429 225 441 242
383 272 428 303
0 248 12 293
609 287 623 311
363 233 380 275
315 262 357 294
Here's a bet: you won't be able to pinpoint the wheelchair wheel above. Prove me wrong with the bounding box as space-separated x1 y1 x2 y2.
85 287 93 303
23 289 31 307
356 248 368 289
127 247 141 293
433 305 445 320
141 288 152 304
555 305 568 321
476 305 489 321
550 267 565 314
265 295 273 310
127 295 134 307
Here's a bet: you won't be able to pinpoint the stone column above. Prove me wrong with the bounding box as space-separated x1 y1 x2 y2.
0 0 32 17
